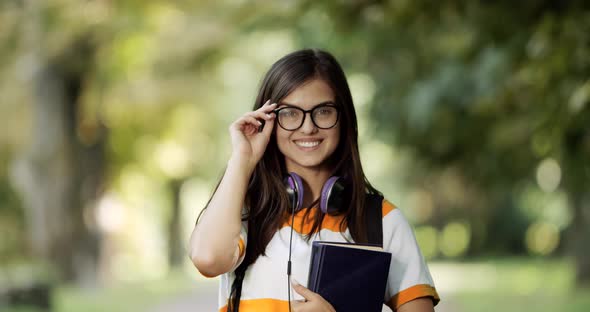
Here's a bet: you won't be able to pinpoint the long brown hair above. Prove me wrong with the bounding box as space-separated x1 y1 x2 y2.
198 49 381 311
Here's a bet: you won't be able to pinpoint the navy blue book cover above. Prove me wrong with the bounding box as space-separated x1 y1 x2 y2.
307 241 392 312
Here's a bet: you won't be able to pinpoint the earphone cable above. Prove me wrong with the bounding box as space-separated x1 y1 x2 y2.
287 195 297 312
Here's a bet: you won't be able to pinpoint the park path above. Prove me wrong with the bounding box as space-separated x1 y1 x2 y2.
148 276 459 312
149 278 218 312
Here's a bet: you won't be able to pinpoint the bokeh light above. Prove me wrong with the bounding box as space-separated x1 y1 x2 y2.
414 226 438 259
439 221 471 258
518 183 572 231
536 158 561 193
525 221 560 256
407 189 434 224
154 140 190 178
95 193 126 234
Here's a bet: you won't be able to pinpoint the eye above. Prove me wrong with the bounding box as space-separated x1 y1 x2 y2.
316 106 336 115
279 108 299 118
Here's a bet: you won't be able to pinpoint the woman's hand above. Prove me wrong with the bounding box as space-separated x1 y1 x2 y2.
228 100 277 170
290 280 336 312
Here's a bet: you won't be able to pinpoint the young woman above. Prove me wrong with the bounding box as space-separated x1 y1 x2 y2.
189 49 440 312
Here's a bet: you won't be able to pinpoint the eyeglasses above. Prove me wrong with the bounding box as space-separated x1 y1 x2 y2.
274 103 340 131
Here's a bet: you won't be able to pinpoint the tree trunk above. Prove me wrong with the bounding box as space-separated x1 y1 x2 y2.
10 37 105 284
563 121 590 287
168 179 185 268
569 191 590 286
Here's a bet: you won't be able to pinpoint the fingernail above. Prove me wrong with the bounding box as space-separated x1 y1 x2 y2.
266 114 272 118
291 278 300 287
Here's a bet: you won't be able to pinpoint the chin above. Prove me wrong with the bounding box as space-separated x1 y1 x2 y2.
287 158 330 171
282 148 337 171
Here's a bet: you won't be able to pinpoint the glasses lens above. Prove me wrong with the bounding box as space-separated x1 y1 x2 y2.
312 106 338 128
277 107 304 130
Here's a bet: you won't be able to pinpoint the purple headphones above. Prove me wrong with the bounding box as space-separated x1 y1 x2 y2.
283 172 349 308
284 172 348 215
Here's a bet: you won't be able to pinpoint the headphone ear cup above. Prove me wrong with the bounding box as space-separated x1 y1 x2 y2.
284 172 304 213
320 176 347 215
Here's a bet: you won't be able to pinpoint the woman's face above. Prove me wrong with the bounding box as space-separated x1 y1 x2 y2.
275 78 340 173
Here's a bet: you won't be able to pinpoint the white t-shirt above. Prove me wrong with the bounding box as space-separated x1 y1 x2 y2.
212 199 439 311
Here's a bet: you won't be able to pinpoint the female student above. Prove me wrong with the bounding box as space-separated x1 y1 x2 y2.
189 49 440 312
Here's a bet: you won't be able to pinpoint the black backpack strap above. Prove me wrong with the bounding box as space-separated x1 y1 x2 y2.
365 193 384 247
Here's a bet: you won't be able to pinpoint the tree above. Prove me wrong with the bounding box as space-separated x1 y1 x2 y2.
9 1 107 283
298 0 590 284
2 0 260 282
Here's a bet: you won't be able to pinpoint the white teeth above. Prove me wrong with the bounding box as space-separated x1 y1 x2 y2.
295 141 321 147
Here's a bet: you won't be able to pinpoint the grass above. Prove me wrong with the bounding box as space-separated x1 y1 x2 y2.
2 257 590 312
54 270 203 312
431 257 590 312
1 269 202 312
454 290 590 312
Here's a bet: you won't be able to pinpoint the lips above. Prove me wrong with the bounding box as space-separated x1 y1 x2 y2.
294 139 323 148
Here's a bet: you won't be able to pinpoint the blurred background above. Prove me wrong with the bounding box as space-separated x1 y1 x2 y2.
1 0 589 311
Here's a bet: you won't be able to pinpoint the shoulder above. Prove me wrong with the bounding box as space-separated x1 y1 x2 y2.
380 197 407 227
379 197 418 241
381 198 397 218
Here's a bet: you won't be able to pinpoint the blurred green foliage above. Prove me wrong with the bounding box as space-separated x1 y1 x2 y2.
2 258 588 312
0 0 589 303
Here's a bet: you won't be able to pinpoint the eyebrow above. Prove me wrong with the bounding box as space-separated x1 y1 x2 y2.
277 100 336 108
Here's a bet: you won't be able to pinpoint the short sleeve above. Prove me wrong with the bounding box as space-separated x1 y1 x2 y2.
381 199 440 310
230 219 248 272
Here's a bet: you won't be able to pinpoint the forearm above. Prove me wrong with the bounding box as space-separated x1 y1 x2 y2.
189 156 253 276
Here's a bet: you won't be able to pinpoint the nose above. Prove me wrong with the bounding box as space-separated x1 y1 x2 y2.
299 112 318 134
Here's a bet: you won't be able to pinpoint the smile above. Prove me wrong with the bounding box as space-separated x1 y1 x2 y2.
294 140 322 148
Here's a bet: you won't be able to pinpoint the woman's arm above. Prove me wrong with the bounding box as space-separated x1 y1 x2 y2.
189 156 253 277
189 101 277 277
397 297 434 312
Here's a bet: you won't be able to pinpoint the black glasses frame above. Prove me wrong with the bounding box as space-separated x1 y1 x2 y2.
273 103 340 131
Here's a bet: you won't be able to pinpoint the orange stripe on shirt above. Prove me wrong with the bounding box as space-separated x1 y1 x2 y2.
282 208 345 233
387 284 440 310
238 237 245 258
219 298 289 312
382 199 397 217
282 199 398 234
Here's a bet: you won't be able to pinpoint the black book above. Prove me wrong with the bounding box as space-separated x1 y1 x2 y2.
307 241 392 312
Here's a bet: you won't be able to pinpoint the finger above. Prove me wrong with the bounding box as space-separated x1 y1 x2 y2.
246 112 273 133
291 279 317 301
232 116 262 132
235 115 261 127
257 101 278 113
267 102 278 111
247 110 275 121
290 299 305 311
243 116 262 129
290 299 306 305
254 100 270 111
260 112 275 134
